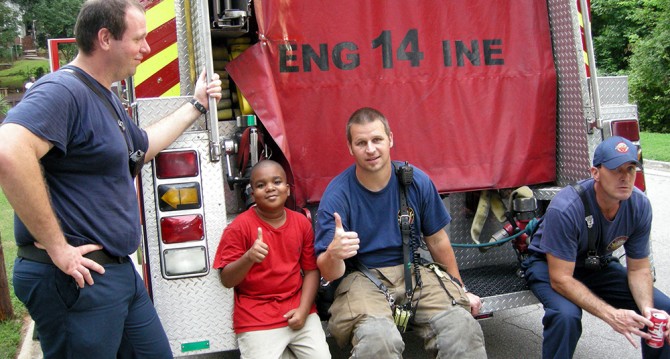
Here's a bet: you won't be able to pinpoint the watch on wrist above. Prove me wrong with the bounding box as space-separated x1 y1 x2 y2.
189 98 207 114
462 286 469 293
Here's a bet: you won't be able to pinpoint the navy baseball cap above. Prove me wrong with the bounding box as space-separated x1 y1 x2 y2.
593 136 639 170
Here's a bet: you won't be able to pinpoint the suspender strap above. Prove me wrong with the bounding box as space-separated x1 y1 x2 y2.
572 184 598 255
396 164 415 299
352 258 395 310
62 66 134 155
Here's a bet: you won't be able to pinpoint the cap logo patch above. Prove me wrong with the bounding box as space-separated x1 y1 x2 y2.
615 142 629 153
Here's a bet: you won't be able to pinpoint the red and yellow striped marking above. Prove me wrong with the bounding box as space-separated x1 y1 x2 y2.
135 0 180 98
577 0 591 77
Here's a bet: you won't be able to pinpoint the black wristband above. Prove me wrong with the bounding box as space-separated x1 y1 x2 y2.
189 98 207 114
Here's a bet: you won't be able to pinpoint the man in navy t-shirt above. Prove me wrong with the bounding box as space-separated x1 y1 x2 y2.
523 136 670 358
315 107 486 358
0 0 222 357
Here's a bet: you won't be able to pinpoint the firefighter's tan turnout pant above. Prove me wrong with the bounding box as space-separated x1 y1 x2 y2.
328 264 487 358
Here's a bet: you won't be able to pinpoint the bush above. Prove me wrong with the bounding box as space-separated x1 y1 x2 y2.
0 95 9 117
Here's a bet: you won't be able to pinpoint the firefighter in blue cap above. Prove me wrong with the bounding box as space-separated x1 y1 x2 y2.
523 136 670 358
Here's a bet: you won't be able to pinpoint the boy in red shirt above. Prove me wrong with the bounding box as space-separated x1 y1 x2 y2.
214 160 330 358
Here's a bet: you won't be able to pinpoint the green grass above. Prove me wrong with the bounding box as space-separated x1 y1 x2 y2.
0 59 49 91
0 191 25 359
641 132 670 162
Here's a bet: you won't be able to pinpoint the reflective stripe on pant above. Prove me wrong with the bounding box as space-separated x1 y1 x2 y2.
328 264 486 358
524 255 670 359
13 257 172 359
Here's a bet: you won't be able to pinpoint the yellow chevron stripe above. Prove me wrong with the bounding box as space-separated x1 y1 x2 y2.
135 43 178 86
578 12 583 28
164 83 180 97
146 0 175 33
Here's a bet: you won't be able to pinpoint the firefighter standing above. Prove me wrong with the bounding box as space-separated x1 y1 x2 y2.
0 0 222 357
523 136 670 358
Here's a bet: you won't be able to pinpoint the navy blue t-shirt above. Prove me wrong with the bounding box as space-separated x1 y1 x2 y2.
315 164 451 268
4 67 149 256
528 178 651 267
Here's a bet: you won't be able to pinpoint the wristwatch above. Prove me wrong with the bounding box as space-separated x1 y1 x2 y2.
462 286 469 293
189 98 207 114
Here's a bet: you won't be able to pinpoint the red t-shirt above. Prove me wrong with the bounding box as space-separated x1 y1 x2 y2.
213 207 318 333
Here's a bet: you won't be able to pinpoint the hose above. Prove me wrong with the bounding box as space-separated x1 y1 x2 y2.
452 218 540 248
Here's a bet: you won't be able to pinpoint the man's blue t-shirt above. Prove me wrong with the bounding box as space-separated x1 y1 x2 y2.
314 164 451 269
4 67 149 256
528 178 651 267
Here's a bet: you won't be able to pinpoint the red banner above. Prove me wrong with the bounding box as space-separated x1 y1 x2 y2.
227 0 557 205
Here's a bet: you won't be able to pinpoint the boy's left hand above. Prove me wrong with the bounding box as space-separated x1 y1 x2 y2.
284 309 307 330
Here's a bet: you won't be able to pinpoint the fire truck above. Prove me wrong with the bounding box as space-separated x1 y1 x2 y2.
82 0 648 356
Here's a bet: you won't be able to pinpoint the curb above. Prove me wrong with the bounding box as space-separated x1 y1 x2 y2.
645 160 670 172
17 320 40 359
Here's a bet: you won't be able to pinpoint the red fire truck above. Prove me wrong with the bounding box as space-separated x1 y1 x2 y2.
56 0 645 356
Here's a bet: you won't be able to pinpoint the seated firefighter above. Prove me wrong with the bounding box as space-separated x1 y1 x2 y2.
522 136 670 358
314 107 487 358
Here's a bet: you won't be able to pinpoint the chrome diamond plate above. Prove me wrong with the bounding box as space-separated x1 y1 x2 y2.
547 0 593 185
176 0 196 95
136 97 236 356
448 194 519 269
598 76 630 105
477 291 539 312
600 105 638 121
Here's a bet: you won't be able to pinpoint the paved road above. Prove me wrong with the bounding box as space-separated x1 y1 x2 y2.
18 166 670 358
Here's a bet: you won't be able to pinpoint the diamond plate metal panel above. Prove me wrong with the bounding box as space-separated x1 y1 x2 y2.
600 105 638 121
598 76 629 105
136 97 237 356
547 0 593 186
175 0 196 95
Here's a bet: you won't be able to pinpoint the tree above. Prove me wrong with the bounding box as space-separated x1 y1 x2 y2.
0 232 13 321
12 0 84 49
591 0 670 133
590 0 642 75
0 1 20 60
628 0 670 132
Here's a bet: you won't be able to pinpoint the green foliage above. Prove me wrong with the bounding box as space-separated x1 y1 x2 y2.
0 94 9 116
0 191 26 359
591 0 642 75
13 0 85 49
0 1 20 50
0 59 49 90
641 132 670 162
628 0 670 133
592 0 670 133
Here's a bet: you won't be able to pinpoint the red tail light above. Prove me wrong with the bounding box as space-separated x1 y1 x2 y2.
610 120 640 141
160 214 204 244
635 172 646 192
155 150 199 179
609 119 645 191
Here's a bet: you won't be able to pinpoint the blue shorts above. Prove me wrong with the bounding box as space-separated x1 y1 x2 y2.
13 257 172 359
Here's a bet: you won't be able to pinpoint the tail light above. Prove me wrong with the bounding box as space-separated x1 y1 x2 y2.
606 119 645 192
160 215 204 244
153 150 209 279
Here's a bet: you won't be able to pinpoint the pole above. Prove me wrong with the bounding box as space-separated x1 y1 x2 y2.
0 232 14 321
